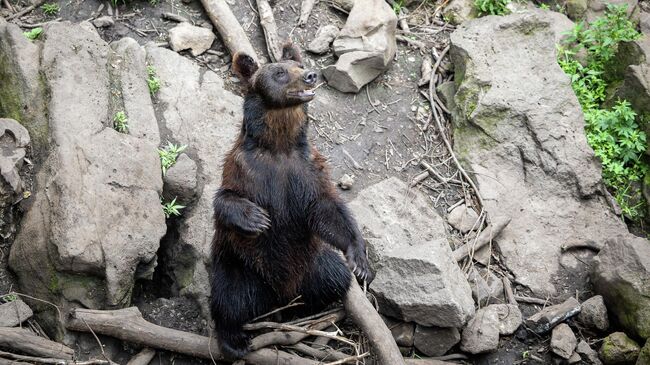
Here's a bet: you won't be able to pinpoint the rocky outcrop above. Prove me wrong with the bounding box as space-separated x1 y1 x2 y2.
593 235 650 340
349 177 474 328
449 10 629 297
6 22 166 327
599 332 640 364
145 44 241 316
322 0 396 93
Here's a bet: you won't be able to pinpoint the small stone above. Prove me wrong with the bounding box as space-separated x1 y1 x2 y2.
551 323 577 359
576 340 603 365
578 295 609 332
447 204 479 233
490 304 522 335
414 325 460 357
467 268 504 306
441 0 475 25
525 297 581 334
168 22 215 57
92 16 114 28
460 306 500 354
640 11 650 34
164 153 198 202
307 25 339 54
338 174 354 190
0 299 33 327
599 332 640 365
568 352 582 364
381 316 415 347
565 0 588 20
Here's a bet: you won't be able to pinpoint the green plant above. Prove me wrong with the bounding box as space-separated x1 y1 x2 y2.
162 197 185 218
146 65 161 95
113 111 129 133
41 3 60 15
558 4 647 220
158 141 187 174
539 3 549 10
474 0 510 16
1 293 17 303
23 27 43 40
392 0 405 14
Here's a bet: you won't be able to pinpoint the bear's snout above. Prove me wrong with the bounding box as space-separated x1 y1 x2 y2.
303 71 317 85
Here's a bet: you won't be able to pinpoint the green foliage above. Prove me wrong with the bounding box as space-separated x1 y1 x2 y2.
23 27 43 40
113 111 129 133
158 141 187 175
474 0 510 16
162 197 185 218
41 3 60 15
538 3 550 10
146 65 161 95
392 0 405 14
558 4 648 220
1 293 17 303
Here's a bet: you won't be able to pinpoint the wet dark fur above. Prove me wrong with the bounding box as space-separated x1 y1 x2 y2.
210 43 372 359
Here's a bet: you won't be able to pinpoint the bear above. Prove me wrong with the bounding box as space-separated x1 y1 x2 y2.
210 42 374 359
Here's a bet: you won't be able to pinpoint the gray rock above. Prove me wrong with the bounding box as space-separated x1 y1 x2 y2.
146 44 241 316
307 25 339 54
586 0 637 23
168 22 215 57
450 10 629 297
490 304 522 335
0 118 29 195
566 0 588 20
569 351 582 364
447 204 479 233
525 297 581 334
164 153 198 202
599 332 640 365
382 316 415 347
467 268 504 306
323 0 396 93
8 23 166 321
414 325 460 357
349 177 474 327
641 11 650 34
92 16 114 28
593 235 650 340
338 173 354 190
637 340 650 365
442 0 476 25
460 306 500 354
578 295 609 332
551 323 577 359
0 299 33 326
577 340 603 365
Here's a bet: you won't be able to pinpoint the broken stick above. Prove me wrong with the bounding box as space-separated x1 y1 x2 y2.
256 0 283 62
0 327 74 360
125 348 156 365
199 0 258 61
343 280 406 365
452 216 511 262
298 0 316 26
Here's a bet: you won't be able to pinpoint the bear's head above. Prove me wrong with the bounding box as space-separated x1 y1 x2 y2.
232 42 317 108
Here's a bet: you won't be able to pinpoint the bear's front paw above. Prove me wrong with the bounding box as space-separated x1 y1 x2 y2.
236 203 271 236
346 246 374 284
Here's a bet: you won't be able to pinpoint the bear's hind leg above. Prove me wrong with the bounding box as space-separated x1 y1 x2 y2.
211 257 278 359
299 248 352 313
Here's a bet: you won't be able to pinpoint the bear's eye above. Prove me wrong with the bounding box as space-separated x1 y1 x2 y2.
273 69 288 81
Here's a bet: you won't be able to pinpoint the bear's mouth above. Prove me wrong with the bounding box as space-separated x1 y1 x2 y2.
287 89 316 101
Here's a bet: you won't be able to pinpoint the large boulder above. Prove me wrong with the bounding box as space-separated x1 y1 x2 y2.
7 22 166 332
349 177 474 328
145 45 241 316
449 10 629 297
593 235 650 340
322 0 397 93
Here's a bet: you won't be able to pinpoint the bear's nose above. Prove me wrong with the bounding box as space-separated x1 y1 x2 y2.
303 71 317 85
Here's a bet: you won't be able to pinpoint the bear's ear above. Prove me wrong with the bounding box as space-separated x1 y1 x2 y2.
281 41 302 63
232 52 259 81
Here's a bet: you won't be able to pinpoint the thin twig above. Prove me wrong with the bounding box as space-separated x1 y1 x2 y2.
324 352 370 364
6 0 45 20
82 318 117 365
250 296 303 322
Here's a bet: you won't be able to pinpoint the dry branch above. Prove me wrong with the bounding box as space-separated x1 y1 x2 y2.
405 359 458 365
502 277 516 305
452 216 511 262
298 0 316 26
6 0 45 20
67 307 315 365
249 311 345 350
256 0 283 62
343 280 405 365
199 0 258 61
0 327 73 359
161 12 189 23
288 343 348 361
126 348 156 365
0 350 108 365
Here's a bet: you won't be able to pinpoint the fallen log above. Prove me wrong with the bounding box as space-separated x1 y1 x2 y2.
67 306 314 364
452 216 511 262
256 0 283 62
0 327 74 360
343 280 406 365
250 310 345 350
199 0 258 61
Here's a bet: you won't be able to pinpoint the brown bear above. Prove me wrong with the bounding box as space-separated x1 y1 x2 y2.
210 43 373 359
